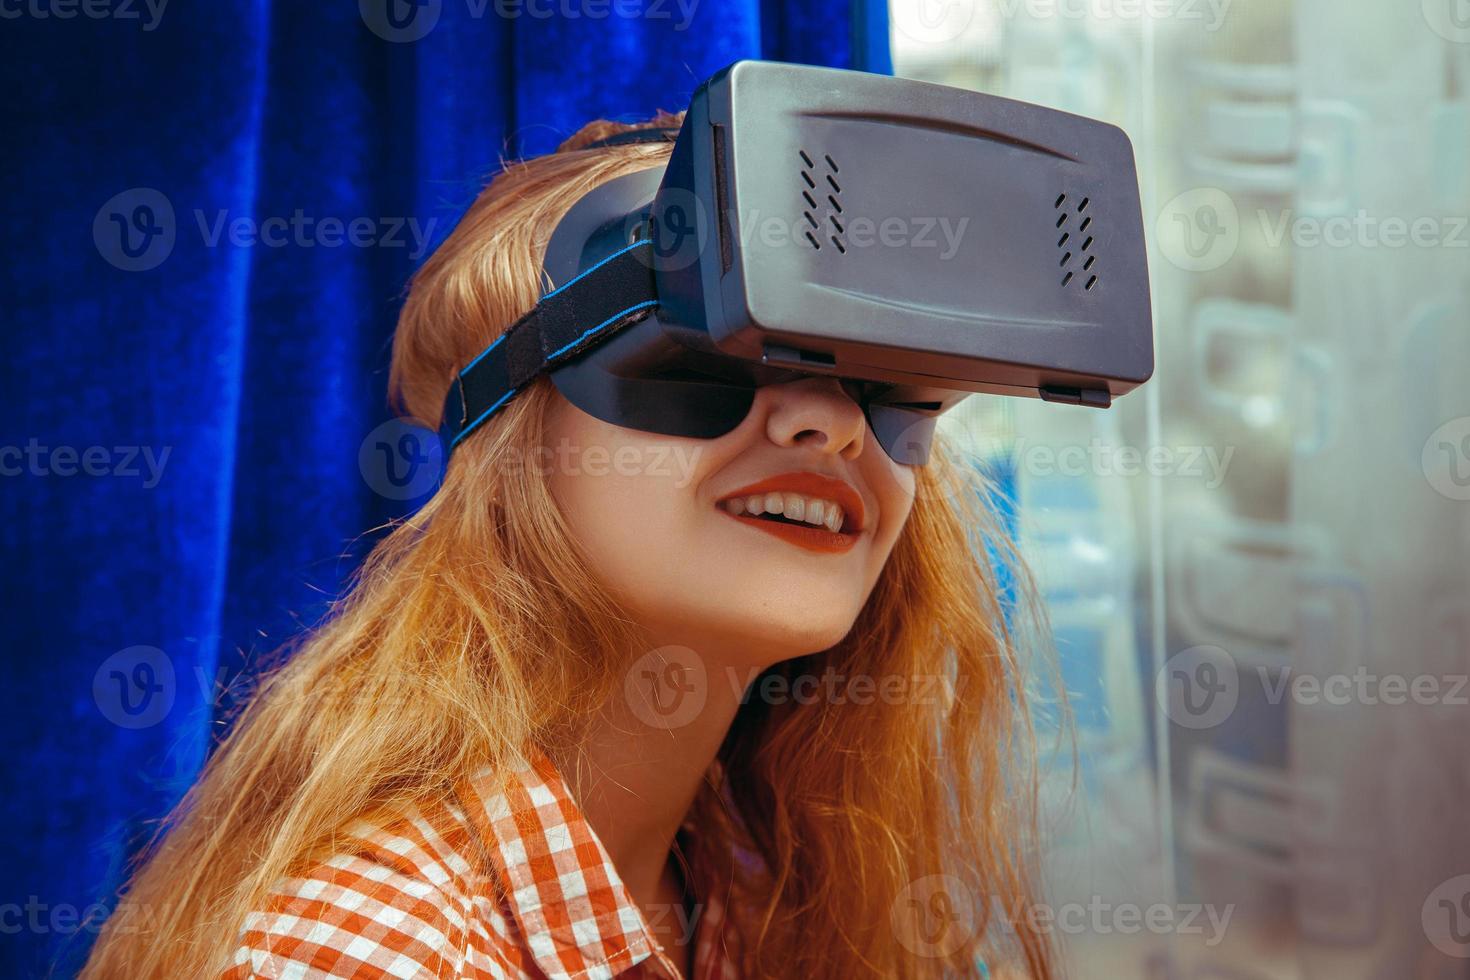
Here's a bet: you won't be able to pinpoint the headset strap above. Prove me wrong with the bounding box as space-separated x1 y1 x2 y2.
578 126 681 150
440 238 658 449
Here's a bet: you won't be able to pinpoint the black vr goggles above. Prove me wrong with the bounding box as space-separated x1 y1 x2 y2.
441 60 1153 465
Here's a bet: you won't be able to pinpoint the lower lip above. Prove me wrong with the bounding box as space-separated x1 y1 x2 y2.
723 512 859 554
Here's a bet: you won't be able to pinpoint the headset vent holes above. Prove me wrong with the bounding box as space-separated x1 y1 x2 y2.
1056 192 1098 289
800 149 844 253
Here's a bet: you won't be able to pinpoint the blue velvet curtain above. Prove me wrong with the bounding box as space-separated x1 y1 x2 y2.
0 3 889 975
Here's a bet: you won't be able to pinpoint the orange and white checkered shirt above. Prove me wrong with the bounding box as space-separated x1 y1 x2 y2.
221 751 740 979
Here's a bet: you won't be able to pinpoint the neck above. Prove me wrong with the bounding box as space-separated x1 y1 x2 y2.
551 636 755 908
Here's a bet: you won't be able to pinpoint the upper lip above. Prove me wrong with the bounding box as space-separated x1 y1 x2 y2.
716 471 866 533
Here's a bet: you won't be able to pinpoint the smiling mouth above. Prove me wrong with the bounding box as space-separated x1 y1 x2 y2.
720 505 860 554
715 472 865 554
720 493 853 533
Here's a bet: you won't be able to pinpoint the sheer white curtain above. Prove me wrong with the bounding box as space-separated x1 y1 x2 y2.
895 1 1470 975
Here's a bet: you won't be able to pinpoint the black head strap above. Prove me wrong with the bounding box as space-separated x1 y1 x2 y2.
577 126 681 151
440 238 658 448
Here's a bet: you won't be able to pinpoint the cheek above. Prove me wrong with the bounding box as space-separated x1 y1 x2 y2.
543 395 735 614
871 463 918 559
543 427 708 607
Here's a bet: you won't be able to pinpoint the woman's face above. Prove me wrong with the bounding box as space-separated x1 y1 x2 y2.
543 376 917 667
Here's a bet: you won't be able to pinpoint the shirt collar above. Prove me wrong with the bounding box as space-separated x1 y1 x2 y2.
454 749 725 980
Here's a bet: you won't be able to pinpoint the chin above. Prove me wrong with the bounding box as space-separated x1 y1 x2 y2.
635 596 858 667
718 606 859 666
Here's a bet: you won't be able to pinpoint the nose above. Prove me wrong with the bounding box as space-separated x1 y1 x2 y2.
758 376 867 460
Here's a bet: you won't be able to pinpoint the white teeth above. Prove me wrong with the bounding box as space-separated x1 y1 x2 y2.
721 492 847 533
783 493 805 522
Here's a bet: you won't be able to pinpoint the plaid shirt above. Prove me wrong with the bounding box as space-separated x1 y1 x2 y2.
221 751 739 979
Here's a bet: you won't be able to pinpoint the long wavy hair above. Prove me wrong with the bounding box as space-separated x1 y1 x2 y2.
79 111 1062 980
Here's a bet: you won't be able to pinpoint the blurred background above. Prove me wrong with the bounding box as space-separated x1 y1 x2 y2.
904 1 1470 977
2 0 1468 977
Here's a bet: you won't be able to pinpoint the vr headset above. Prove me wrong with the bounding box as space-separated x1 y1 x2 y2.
441 60 1153 465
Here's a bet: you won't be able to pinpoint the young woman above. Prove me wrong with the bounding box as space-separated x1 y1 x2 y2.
81 111 1060 979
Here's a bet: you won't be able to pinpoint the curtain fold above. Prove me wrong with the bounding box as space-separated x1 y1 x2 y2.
0 3 889 975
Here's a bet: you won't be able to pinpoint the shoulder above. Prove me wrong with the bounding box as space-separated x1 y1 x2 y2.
220 776 528 979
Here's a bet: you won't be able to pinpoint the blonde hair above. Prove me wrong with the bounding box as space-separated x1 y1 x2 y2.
79 111 1061 979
